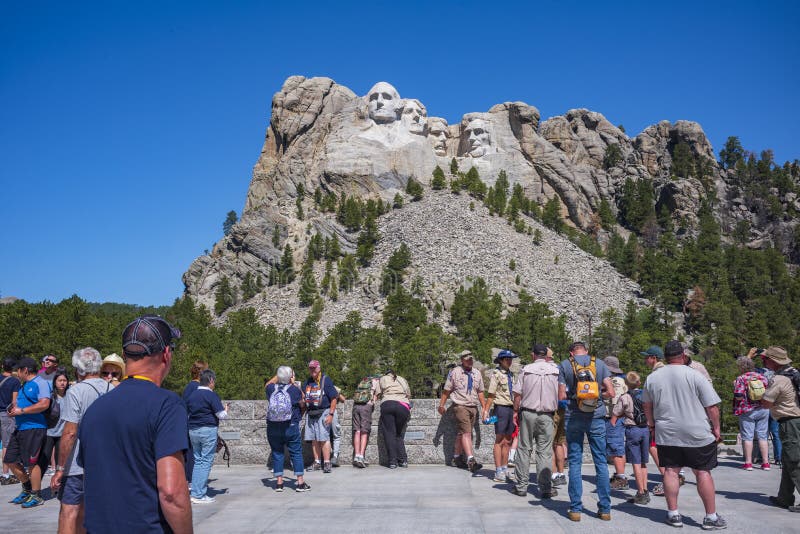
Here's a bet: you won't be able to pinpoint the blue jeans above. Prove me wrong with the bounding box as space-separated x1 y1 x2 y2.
267 422 304 476
189 426 218 498
565 415 611 513
770 416 782 462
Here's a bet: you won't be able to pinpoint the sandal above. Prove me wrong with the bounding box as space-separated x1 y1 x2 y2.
652 482 665 496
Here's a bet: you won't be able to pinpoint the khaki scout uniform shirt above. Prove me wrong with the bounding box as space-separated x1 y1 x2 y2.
487 368 514 406
763 374 800 420
444 366 484 407
612 391 637 426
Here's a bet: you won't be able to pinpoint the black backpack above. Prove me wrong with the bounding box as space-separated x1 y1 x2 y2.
778 367 800 407
628 389 648 427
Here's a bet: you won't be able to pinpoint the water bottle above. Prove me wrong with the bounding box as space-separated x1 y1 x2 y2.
483 415 498 424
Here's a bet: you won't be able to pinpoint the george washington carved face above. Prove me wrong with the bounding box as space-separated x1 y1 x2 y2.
366 82 401 124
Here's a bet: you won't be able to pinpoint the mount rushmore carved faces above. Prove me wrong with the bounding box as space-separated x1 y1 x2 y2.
464 116 493 158
427 117 449 156
366 82 401 124
400 99 427 136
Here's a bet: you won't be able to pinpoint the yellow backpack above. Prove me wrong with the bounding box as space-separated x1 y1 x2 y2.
570 355 599 413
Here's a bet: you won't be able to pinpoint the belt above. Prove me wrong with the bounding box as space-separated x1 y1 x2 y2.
520 408 554 415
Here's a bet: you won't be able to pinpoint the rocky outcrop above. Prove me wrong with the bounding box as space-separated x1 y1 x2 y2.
183 76 796 332
196 191 643 338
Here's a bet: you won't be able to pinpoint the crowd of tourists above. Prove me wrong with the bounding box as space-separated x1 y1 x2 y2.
1 314 799 532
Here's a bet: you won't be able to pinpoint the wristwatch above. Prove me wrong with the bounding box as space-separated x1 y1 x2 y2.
55 466 65 472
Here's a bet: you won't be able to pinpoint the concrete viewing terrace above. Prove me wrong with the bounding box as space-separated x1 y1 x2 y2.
1 454 796 533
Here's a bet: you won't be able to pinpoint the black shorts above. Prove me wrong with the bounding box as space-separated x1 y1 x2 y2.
656 441 718 471
4 428 48 469
494 405 515 436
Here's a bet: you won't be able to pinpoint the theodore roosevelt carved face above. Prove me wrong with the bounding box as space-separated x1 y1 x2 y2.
427 117 449 156
366 82 401 124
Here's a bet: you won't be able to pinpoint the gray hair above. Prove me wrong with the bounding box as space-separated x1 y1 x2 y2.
277 366 293 385
737 356 755 374
72 347 103 376
199 369 216 386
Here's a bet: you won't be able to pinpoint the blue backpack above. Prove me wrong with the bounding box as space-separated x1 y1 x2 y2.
267 384 293 422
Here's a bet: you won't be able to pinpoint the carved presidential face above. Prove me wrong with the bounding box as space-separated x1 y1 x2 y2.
366 82 401 124
427 117 449 156
400 99 427 135
465 117 492 157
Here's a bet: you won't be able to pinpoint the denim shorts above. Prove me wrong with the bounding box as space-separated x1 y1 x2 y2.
605 418 625 456
624 425 650 465
305 413 331 442
739 407 769 441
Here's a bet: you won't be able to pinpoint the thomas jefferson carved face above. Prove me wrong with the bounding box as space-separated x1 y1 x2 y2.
366 82 401 124
400 99 427 135
427 117 449 156
464 117 492 157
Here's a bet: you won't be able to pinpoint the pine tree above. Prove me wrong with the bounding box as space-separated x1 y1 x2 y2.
325 235 341 260
279 244 296 286
450 179 461 194
320 260 332 294
532 228 543 245
272 225 281 247
338 254 358 292
431 166 446 190
406 178 424 201
380 243 412 296
298 258 318 307
393 193 404 208
719 136 745 169
542 196 562 232
671 142 694 178
450 157 459 175
598 199 616 230
329 276 339 301
603 144 622 169
214 276 237 314
223 211 238 236
356 214 380 266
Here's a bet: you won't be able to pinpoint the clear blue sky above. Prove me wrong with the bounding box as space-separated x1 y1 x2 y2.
1 1 798 306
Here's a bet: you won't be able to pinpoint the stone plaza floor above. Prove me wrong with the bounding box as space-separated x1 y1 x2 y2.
1 454 797 533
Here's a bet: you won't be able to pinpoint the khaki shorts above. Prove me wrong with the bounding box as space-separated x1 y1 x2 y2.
553 407 566 445
453 405 478 435
352 403 374 433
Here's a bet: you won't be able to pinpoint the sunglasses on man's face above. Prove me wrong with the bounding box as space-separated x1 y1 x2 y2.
102 370 120 378
44 359 57 364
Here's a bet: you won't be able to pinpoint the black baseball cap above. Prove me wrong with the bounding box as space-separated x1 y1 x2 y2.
13 357 38 372
122 315 181 357
664 340 684 358
532 343 548 356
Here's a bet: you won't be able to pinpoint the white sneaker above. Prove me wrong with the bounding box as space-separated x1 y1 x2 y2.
191 495 216 504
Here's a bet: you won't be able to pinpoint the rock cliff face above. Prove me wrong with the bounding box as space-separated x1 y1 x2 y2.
183 76 796 334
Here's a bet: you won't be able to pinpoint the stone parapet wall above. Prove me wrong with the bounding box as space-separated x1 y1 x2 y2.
214 399 597 466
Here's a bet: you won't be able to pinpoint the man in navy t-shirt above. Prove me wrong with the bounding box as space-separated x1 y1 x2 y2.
78 315 191 533
302 360 339 472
